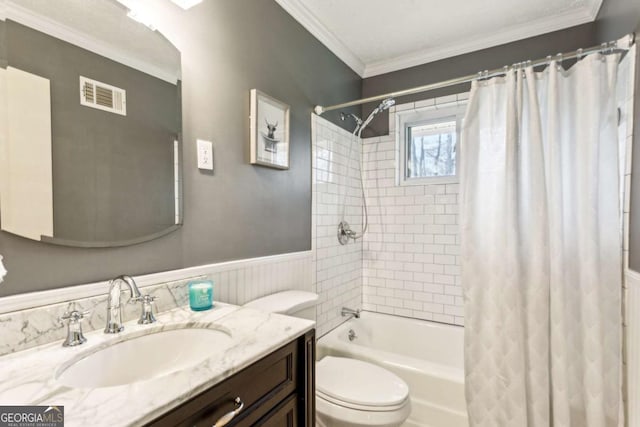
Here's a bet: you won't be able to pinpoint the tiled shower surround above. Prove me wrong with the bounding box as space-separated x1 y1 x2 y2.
311 97 467 331
313 73 635 330
361 96 467 326
312 115 363 337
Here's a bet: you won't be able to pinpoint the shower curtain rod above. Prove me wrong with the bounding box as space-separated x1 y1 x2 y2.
314 33 636 115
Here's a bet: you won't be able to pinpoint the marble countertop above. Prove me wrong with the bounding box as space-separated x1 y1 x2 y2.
0 303 315 426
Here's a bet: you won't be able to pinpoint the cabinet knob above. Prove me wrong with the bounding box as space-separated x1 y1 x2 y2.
212 397 244 427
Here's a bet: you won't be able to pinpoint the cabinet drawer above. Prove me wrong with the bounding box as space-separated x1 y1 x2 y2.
146 339 298 427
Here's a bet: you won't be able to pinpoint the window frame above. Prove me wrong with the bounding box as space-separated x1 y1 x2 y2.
397 103 467 186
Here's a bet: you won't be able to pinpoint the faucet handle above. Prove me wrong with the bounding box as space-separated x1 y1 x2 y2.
61 310 90 322
60 310 90 347
132 294 157 325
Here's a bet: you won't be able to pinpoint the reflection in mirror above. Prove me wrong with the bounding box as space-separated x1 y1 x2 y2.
0 0 182 247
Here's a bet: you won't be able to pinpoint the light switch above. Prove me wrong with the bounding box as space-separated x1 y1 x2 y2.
197 139 213 171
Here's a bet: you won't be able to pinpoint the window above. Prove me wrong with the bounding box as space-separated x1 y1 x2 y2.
397 103 466 185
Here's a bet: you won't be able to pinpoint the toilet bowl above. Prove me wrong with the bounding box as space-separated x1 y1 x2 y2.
243 291 411 427
316 356 410 427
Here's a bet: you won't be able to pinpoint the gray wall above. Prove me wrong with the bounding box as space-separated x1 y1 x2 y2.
0 0 361 296
5 21 179 243
360 23 598 137
595 0 640 270
4 0 634 297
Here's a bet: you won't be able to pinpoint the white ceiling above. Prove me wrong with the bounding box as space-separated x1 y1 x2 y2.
275 0 603 77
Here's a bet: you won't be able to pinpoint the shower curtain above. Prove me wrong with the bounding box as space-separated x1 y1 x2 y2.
461 53 623 427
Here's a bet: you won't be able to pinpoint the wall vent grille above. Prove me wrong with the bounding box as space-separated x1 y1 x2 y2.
79 76 126 116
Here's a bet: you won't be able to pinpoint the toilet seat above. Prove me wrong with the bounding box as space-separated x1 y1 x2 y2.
316 356 409 411
316 394 411 427
317 390 408 412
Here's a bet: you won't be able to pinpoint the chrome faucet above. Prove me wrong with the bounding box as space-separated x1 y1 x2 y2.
341 307 361 319
105 275 143 333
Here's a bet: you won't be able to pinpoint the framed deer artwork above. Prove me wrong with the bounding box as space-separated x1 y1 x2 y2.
250 89 290 169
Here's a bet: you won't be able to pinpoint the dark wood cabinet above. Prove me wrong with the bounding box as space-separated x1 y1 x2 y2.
146 329 315 427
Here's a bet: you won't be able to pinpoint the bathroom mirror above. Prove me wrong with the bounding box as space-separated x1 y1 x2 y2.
0 0 182 247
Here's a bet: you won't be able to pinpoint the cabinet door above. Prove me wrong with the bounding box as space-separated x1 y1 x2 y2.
255 395 298 427
146 340 299 427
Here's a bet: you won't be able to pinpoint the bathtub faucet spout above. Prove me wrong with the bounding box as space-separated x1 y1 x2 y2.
341 307 361 319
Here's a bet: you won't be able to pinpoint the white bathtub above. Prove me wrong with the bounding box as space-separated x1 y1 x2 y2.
317 311 468 427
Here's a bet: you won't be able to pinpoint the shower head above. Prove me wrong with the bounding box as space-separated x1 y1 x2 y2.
377 97 395 112
358 97 396 136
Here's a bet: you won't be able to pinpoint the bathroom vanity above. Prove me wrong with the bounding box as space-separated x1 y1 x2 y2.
0 303 316 426
147 329 315 427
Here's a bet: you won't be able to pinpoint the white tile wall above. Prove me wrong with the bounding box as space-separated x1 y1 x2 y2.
361 96 468 326
312 115 363 337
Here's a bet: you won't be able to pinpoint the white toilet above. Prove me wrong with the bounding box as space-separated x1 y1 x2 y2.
244 291 411 427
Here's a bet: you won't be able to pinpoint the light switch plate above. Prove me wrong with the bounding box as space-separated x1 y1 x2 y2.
197 139 213 171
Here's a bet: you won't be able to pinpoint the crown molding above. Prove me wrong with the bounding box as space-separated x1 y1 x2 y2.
275 0 603 79
1 0 180 84
274 0 365 76
362 3 602 77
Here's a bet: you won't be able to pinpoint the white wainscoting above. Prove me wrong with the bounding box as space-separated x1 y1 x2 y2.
626 270 640 427
0 250 313 315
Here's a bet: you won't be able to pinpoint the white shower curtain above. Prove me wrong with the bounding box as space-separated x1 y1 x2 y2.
461 53 623 427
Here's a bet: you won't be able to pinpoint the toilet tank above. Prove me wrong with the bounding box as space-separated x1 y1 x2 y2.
243 291 318 321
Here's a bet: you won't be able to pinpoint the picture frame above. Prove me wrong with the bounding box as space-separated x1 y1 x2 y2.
250 89 290 169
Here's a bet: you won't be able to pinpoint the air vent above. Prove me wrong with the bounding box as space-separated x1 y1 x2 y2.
79 76 126 116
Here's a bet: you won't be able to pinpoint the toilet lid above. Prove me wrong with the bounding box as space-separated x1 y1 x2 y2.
243 291 318 314
316 357 409 408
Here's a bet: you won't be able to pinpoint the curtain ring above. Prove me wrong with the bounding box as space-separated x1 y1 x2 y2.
555 53 563 71
476 70 490 83
545 55 552 70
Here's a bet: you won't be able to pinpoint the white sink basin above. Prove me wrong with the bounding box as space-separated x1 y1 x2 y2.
56 327 232 388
